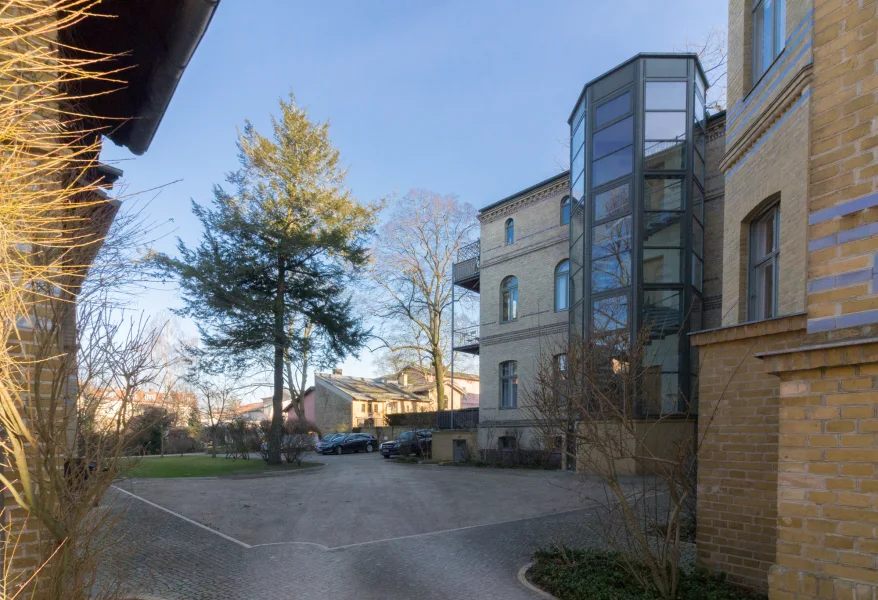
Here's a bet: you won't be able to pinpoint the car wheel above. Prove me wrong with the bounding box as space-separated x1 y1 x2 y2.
366 443 373 453
383 455 390 459
336 447 343 455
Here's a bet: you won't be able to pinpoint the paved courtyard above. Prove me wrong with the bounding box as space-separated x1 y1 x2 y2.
106 453 613 599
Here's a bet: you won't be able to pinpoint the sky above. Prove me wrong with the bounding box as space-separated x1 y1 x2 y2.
100 0 727 399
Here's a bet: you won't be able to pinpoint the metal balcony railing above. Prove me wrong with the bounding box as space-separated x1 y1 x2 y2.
453 324 480 349
453 240 480 284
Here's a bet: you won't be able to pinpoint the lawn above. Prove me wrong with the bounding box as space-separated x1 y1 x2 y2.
122 455 322 478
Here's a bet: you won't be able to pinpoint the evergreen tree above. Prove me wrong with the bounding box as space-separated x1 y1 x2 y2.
154 94 378 464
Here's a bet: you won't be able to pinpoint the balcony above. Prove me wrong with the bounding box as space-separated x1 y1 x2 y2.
452 240 480 292
453 324 480 355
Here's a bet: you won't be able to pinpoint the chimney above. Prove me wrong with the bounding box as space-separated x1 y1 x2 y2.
332 368 343 376
400 373 408 387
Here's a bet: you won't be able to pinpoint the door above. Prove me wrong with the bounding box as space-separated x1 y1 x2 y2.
453 439 468 462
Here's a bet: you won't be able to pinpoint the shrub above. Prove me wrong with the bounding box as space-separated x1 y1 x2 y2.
530 548 766 600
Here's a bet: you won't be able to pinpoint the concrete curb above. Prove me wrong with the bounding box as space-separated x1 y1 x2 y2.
517 562 559 599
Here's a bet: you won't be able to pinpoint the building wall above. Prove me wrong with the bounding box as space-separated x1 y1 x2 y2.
721 1 814 326
692 314 808 592
312 382 354 433
703 113 728 330
477 174 570 450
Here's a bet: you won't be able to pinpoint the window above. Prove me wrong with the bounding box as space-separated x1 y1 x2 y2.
387 402 397 413
499 361 518 408
752 0 786 84
505 218 514 245
555 260 570 311
748 204 780 320
498 436 517 451
500 276 518 322
555 353 568 376
561 196 570 225
359 402 366 414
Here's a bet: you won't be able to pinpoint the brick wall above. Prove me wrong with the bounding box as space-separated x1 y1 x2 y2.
691 314 808 591
806 0 878 334
762 340 878 599
477 174 569 449
703 113 727 330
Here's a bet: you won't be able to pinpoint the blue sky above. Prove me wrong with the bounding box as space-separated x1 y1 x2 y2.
101 0 726 395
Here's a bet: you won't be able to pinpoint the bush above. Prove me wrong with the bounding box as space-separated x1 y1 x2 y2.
165 427 203 454
530 548 766 600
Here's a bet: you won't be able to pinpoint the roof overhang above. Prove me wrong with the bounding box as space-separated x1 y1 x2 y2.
63 0 220 155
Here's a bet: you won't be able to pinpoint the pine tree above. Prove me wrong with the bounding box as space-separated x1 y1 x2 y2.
154 94 378 464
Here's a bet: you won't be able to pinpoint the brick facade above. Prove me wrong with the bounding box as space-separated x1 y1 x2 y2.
698 0 878 596
477 174 570 450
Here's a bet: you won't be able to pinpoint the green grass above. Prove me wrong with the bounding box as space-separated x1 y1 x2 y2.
531 548 767 600
122 455 322 479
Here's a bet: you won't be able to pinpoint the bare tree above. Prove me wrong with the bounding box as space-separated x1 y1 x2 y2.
184 351 243 458
677 26 728 111
521 320 749 599
370 190 478 410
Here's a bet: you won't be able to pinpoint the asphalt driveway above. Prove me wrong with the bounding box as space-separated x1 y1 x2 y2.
106 453 614 599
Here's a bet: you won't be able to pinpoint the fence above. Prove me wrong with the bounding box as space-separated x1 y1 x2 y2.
385 407 479 430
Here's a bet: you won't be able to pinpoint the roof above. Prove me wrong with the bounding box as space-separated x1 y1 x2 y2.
567 52 705 124
236 402 264 414
451 372 479 381
282 386 315 413
65 0 220 154
316 373 425 403
479 170 570 215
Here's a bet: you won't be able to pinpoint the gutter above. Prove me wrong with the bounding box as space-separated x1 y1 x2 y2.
126 0 221 155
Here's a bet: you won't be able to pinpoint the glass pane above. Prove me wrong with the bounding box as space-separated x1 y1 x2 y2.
561 200 570 225
694 150 705 185
754 209 777 259
593 145 633 187
693 217 704 257
645 111 686 141
573 99 586 128
695 72 705 101
693 186 704 223
758 262 775 318
645 81 687 110
572 145 584 181
592 294 628 332
644 178 683 211
555 273 569 311
644 142 685 170
753 1 765 78
572 266 583 303
694 125 706 158
691 294 703 334
645 58 688 78
776 0 786 55
643 248 682 283
643 289 682 331
594 182 630 221
693 255 703 291
644 212 683 247
572 301 584 337
572 172 584 202
593 116 633 159
595 91 630 128
571 235 583 269
572 118 585 155
762 0 775 73
592 216 632 259
591 252 631 292
694 92 706 130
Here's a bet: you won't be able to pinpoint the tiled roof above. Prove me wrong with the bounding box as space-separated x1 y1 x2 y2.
316 373 425 402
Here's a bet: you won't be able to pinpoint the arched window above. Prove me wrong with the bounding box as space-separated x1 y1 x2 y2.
505 218 514 245
554 260 570 311
561 196 571 225
499 361 518 408
500 276 518 322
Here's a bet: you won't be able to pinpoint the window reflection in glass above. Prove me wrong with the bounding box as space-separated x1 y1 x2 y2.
561 196 571 226
592 216 632 259
644 143 685 170
591 252 631 292
645 81 687 110
499 361 518 408
643 248 682 283
594 182 630 222
593 146 633 186
501 276 518 322
645 112 686 141
555 260 570 311
572 118 584 155
644 212 683 248
592 116 633 159
595 91 630 128
592 294 628 333
644 178 683 211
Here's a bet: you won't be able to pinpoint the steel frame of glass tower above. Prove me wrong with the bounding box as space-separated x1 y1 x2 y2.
568 53 708 416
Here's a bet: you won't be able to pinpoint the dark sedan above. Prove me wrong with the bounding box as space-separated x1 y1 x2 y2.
380 430 432 458
317 433 377 455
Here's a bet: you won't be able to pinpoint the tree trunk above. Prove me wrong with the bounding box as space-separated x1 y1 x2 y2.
211 428 218 458
432 347 445 411
268 254 286 465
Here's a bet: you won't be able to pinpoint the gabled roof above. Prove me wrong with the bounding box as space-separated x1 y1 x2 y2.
236 402 263 414
282 386 314 413
316 373 425 403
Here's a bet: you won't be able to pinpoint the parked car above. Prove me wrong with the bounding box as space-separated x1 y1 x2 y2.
314 433 346 454
380 430 432 458
317 433 377 455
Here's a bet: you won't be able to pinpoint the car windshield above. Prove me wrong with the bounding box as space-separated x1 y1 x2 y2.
323 434 342 442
